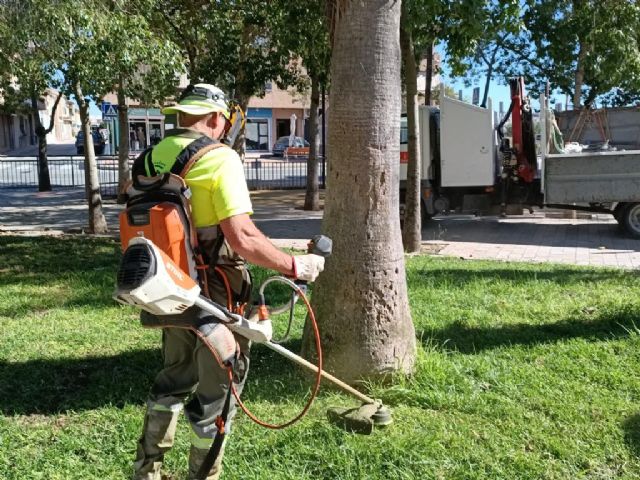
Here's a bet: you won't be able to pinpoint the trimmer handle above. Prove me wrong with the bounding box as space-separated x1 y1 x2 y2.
308 235 332 257
295 235 332 290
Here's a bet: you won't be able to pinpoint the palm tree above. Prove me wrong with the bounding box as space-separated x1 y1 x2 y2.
304 0 416 382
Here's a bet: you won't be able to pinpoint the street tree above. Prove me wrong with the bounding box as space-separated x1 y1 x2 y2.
498 0 640 107
400 0 490 252
279 0 331 211
2 0 112 232
455 1 522 108
411 0 487 104
400 0 422 252
101 0 184 203
150 0 297 159
304 0 416 382
50 0 114 233
0 0 65 192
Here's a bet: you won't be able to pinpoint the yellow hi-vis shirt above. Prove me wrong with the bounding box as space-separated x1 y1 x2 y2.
148 130 253 227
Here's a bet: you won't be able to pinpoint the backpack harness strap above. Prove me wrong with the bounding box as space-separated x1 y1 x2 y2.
130 133 228 295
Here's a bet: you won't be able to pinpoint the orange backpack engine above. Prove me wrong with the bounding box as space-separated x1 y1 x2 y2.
119 133 223 284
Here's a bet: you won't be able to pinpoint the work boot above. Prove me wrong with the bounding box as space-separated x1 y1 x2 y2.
133 407 181 480
187 441 226 480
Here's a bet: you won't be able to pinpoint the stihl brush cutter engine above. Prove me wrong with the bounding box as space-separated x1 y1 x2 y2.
114 236 391 436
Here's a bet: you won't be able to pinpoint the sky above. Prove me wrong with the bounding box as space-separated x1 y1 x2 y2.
89 100 102 119
435 45 566 116
441 74 567 117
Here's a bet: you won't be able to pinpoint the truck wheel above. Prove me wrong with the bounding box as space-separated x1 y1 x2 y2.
621 203 640 238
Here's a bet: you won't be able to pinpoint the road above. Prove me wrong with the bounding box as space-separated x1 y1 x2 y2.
2 141 119 157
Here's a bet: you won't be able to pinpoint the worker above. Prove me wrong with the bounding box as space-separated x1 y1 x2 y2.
133 83 325 480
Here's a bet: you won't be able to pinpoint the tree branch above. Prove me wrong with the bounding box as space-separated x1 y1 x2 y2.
44 90 64 135
157 7 197 77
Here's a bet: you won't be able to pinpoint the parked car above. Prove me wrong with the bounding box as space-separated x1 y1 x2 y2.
272 136 309 157
75 130 106 155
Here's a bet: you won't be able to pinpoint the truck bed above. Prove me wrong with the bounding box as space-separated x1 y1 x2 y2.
544 150 640 204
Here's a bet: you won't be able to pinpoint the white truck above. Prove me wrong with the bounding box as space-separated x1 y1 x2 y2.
400 78 640 238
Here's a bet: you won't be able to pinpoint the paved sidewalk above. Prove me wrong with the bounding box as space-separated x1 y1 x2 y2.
0 188 323 251
1 188 639 268
425 213 640 269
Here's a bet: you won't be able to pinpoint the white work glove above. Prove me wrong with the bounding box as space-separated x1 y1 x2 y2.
292 254 325 282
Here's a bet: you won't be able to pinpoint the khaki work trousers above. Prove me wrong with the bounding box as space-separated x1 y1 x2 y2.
133 263 251 480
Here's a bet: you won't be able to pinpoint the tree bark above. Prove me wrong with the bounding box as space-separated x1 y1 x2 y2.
481 43 500 109
30 90 61 192
75 83 108 234
303 0 416 383
423 40 434 106
573 41 587 109
400 4 421 253
304 72 320 211
117 82 131 204
232 88 250 162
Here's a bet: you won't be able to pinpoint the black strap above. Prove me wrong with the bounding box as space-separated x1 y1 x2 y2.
170 135 219 176
131 147 155 184
145 148 157 176
195 372 233 480
131 132 219 188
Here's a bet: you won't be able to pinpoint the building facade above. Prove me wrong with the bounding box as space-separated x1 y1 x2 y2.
0 88 80 154
101 82 312 154
0 110 36 154
245 83 310 152
39 89 81 144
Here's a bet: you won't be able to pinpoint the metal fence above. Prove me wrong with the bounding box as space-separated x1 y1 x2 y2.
0 155 325 197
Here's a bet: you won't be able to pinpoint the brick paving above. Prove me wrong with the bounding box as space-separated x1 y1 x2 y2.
424 212 640 269
1 188 638 269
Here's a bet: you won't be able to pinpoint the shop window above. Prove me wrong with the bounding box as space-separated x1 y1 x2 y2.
149 122 163 145
129 122 147 151
245 118 269 151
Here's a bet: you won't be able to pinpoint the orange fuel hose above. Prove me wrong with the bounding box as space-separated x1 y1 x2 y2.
230 282 323 429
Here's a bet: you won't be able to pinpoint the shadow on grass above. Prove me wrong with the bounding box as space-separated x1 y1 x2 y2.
418 311 639 354
0 349 159 415
0 339 318 415
623 413 640 457
0 235 121 275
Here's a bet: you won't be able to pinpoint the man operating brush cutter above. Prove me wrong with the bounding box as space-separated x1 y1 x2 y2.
119 83 325 480
115 236 393 479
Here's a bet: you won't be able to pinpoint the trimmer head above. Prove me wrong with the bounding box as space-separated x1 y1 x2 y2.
327 401 393 434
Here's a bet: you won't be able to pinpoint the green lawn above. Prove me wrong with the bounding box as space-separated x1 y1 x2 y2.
1 235 640 479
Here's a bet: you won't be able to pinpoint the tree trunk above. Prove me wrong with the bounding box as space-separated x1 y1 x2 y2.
423 40 434 105
304 72 321 211
481 44 500 109
31 93 51 192
573 41 587 109
303 0 416 383
232 92 250 162
75 83 108 234
117 82 130 204
400 5 421 253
